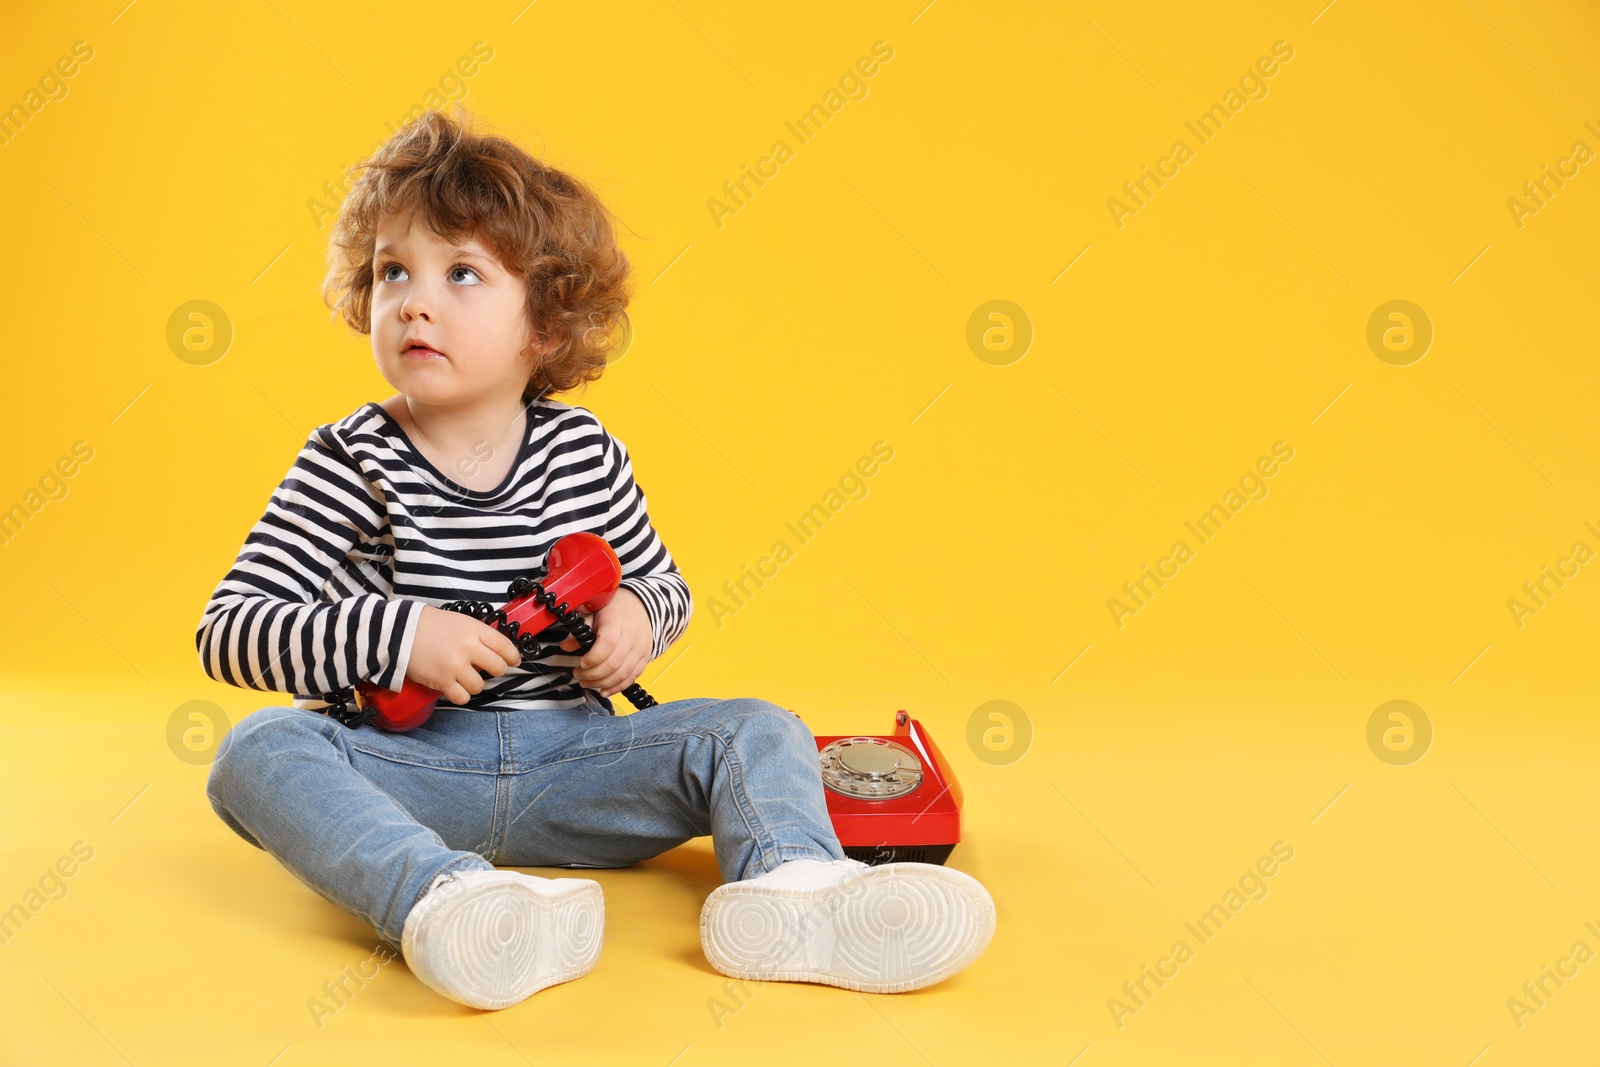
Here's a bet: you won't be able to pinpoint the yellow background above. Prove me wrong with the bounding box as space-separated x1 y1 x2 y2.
2 0 1598 1063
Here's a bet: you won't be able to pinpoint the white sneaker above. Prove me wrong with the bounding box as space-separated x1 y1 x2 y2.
699 857 996 993
400 868 603 1010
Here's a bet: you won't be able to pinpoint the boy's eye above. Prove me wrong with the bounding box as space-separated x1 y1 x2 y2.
375 261 482 285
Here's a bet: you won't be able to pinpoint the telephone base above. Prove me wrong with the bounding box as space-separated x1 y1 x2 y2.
803 710 966 869
844 843 956 867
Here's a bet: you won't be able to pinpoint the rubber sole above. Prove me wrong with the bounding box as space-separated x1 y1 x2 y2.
699 862 996 993
400 870 603 1010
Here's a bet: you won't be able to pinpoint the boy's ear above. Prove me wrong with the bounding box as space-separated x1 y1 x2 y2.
523 318 562 357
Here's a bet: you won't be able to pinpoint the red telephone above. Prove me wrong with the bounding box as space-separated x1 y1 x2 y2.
317 532 658 732
802 711 963 866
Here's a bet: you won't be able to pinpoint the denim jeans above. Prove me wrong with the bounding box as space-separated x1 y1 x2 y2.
205 693 847 951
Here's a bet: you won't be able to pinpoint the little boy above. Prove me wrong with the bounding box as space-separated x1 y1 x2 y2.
197 108 995 1011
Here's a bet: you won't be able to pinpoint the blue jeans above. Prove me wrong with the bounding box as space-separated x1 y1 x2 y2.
205 694 847 950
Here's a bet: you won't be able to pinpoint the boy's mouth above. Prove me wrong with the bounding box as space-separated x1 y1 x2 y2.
403 343 446 359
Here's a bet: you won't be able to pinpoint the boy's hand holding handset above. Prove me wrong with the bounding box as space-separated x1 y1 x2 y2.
558 585 652 699
318 532 660 732
405 583 651 706
407 606 524 707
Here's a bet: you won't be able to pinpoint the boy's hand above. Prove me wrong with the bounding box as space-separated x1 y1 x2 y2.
559 586 653 697
405 604 523 706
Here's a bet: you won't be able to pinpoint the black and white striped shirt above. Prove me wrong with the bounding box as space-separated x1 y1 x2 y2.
194 399 692 712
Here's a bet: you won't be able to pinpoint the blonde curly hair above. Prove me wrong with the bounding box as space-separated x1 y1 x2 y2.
322 107 631 401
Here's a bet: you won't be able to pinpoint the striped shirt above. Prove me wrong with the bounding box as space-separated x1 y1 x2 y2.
194 399 692 712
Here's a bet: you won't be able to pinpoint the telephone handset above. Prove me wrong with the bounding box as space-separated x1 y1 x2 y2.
317 532 657 732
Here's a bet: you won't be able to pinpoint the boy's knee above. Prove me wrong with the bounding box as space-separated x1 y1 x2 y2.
206 705 322 804
721 697 814 744
206 706 335 848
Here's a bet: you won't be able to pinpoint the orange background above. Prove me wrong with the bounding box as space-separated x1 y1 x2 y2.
2 1 1598 1064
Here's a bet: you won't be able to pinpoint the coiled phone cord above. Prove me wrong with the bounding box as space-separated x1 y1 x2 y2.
318 573 657 729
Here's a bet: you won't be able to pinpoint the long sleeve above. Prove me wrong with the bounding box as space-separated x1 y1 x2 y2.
603 430 693 662
194 425 422 697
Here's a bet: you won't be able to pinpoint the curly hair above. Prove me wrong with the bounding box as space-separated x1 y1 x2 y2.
322 106 632 401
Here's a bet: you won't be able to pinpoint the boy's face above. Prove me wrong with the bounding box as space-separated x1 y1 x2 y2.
370 207 541 409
